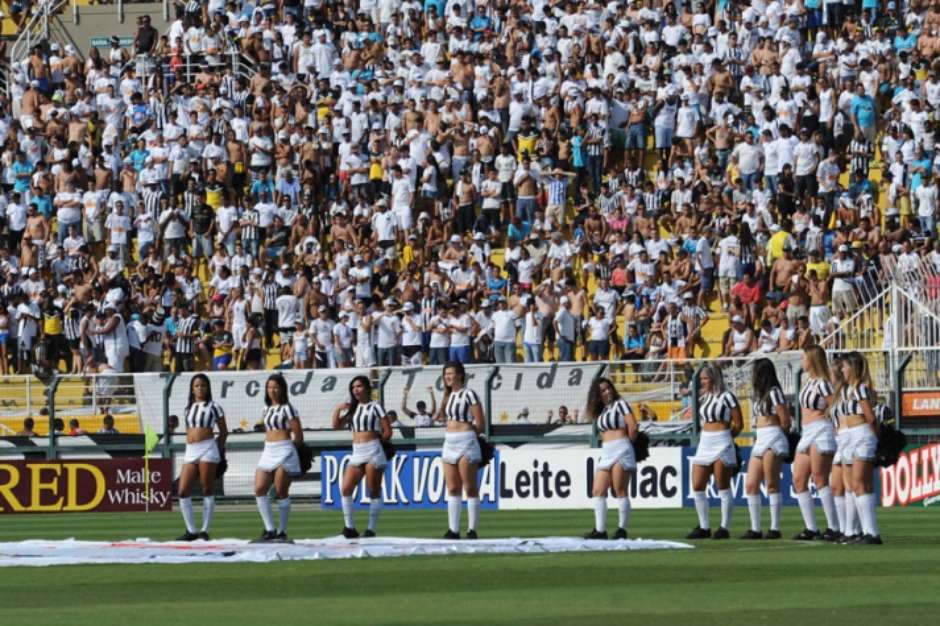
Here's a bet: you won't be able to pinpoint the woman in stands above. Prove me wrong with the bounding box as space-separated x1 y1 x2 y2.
834 352 882 544
742 359 792 539
253 373 303 543
792 345 840 541
331 375 392 538
583 377 638 540
687 363 743 539
177 373 227 541
437 361 485 539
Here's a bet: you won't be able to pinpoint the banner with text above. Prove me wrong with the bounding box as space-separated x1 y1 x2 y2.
320 449 499 509
880 443 940 507
497 447 682 509
0 459 172 513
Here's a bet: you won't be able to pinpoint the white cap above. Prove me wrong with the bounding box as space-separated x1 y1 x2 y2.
838 244 849 252
403 302 415 311
560 296 570 304
732 315 744 324
450 234 461 243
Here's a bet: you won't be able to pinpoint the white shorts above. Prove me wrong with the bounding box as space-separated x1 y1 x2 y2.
752 426 789 459
232 324 247 350
183 438 221 464
833 430 849 465
442 430 481 465
597 438 636 471
691 430 737 467
796 419 837 455
355 344 376 368
349 439 388 469
839 424 878 464
393 205 413 231
257 440 301 476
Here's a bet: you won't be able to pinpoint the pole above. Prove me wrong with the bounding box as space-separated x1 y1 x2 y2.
144 448 150 514
895 353 913 431
484 366 500 438
162 373 179 458
46 375 61 460
163 0 170 21
377 368 393 407
118 0 125 24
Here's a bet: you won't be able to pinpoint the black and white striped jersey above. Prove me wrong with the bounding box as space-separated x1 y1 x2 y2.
799 377 834 412
597 398 633 432
263 403 300 431
698 391 740 424
348 401 387 433
174 315 199 355
262 281 278 310
444 388 481 423
185 400 225 429
63 307 82 341
835 383 871 420
874 403 893 425
751 386 786 425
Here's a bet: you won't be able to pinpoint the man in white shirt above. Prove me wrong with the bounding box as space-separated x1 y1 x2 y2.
491 297 519 363
309 305 337 369
447 300 473 364
915 177 938 237
275 286 300 361
375 299 403 366
554 296 577 362
371 199 399 251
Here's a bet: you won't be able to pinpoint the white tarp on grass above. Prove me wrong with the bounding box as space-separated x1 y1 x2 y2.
0 536 691 567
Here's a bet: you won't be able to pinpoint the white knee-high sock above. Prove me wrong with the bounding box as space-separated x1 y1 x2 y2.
447 495 462 534
719 489 733 529
796 491 816 531
341 496 355 529
256 495 275 532
467 497 480 531
747 494 762 532
834 495 846 533
693 491 710 529
616 497 631 530
856 493 880 536
201 496 215 533
845 491 859 535
277 497 291 534
769 493 782 531
819 486 838 532
593 496 608 532
179 497 197 534
368 499 383 532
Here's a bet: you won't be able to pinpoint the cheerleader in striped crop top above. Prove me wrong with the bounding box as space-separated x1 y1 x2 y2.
332 375 393 539
583 377 638 541
253 374 304 544
742 359 792 540
687 363 744 540
176 374 228 541
792 345 840 541
833 352 882 545
437 361 485 540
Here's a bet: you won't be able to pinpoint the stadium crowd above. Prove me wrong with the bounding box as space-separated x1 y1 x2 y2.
2 0 940 377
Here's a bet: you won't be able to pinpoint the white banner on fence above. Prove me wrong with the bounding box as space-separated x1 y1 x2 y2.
497 447 683 510
382 363 604 425
134 370 372 433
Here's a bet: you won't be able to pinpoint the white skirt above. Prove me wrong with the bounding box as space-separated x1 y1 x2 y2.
349 439 388 469
257 440 301 476
691 430 737 467
442 430 481 465
183 438 221 464
796 419 837 455
597 438 636 471
839 424 878 464
752 426 789 459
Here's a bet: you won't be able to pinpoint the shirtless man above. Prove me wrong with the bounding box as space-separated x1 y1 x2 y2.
768 247 802 300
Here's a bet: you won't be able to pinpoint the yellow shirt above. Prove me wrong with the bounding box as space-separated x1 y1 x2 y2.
205 186 223 209
805 260 830 281
767 231 790 262
43 312 63 335
516 133 537 161
369 159 383 181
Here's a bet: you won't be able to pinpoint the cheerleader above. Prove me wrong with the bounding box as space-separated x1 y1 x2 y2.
253 374 304 543
583 377 638 540
829 354 857 540
834 352 882 544
177 374 227 541
332 375 392 539
437 361 485 539
687 363 744 539
742 359 792 539
792 345 840 541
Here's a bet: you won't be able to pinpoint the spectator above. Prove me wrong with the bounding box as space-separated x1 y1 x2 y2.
97 413 119 435
16 417 35 437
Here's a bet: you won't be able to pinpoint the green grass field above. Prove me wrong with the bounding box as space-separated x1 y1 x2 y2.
1 507 938 626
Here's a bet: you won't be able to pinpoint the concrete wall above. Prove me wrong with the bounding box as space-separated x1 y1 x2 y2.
56 3 171 57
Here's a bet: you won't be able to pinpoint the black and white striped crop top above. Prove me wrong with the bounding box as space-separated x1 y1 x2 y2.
835 384 871 422
799 377 834 412
597 398 634 432
699 391 740 424
444 388 481 423
348 401 387 433
263 403 300 431
185 400 225 429
874 402 893 425
751 386 786 425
